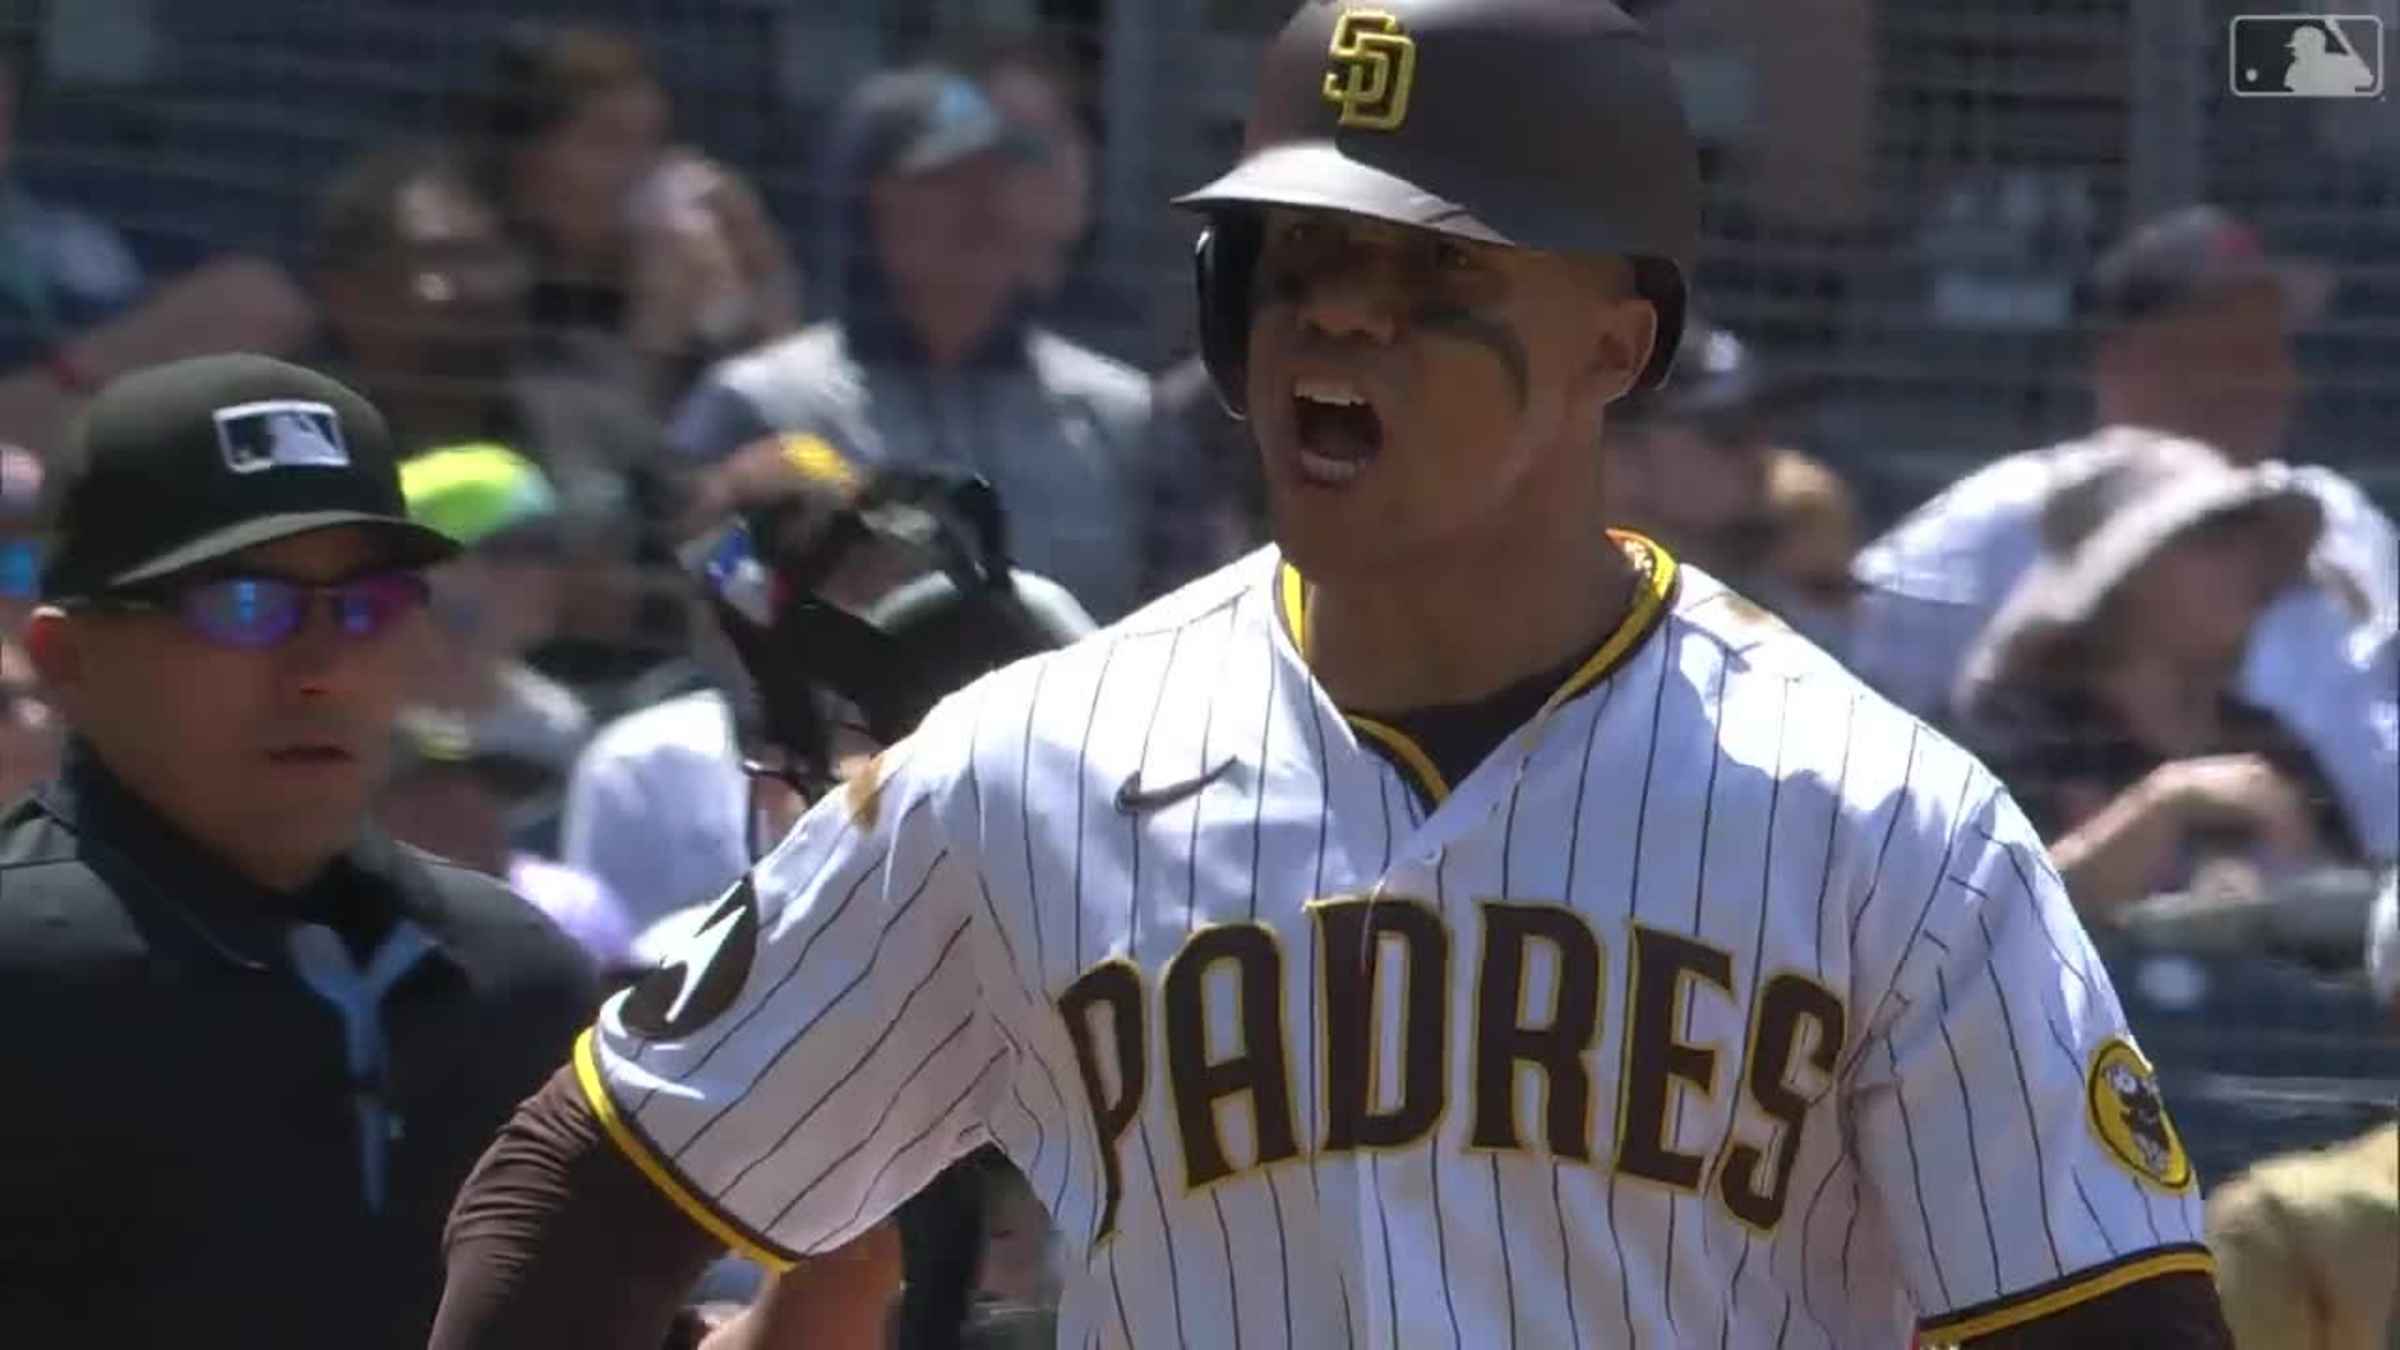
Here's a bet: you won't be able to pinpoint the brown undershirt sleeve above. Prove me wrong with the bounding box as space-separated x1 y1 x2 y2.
1958 1271 2234 1349
427 1065 729 1350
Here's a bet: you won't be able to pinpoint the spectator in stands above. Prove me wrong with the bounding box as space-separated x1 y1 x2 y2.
972 34 1146 363
310 143 690 685
0 29 141 374
453 25 797 410
1 441 39 630
980 38 1093 310
0 444 57 800
559 641 750 933
1852 206 2399 863
1950 434 2362 914
400 444 593 847
1599 317 1809 586
311 143 666 542
0 624 56 800
1754 446 1865 658
2204 1119 2399 1350
670 64 1150 622
2368 866 2399 1022
1137 354 1270 596
379 705 637 979
0 29 313 457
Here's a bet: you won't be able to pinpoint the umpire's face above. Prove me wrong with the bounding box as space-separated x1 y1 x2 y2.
27 526 428 890
1244 207 1655 584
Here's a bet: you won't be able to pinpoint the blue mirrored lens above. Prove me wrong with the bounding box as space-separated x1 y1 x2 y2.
182 578 306 648
332 574 428 635
168 573 428 648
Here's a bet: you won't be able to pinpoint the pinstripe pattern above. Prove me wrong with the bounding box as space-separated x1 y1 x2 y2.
1373 770 1401 1350
1611 616 1677 1350
587 550 2210 1350
1116 622 1184 1350
1661 645 1734 1331
1716 676 1793 1350
1191 594 1241 1350
1428 851 1463 1350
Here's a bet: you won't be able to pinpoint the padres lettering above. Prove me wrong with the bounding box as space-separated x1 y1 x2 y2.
1058 904 1847 1246
1322 10 1417 131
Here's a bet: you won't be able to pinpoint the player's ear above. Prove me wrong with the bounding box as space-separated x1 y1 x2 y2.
1563 253 1647 405
21 606 86 714
1580 296 1654 409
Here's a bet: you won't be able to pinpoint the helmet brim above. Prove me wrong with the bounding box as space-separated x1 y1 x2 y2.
1173 142 1516 249
1174 140 1689 390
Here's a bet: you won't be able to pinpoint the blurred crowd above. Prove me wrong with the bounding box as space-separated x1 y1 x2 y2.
0 16 2393 1350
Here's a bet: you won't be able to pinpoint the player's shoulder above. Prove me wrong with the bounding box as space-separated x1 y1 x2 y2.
1109 545 1278 638
1660 565 2000 827
906 551 1275 783
1669 565 1858 682
965 548 1268 702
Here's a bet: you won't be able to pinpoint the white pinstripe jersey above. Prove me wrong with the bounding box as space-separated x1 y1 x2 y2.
584 536 2212 1349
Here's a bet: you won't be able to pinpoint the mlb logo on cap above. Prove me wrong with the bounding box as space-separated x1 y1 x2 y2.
2229 14 2384 97
215 399 351 474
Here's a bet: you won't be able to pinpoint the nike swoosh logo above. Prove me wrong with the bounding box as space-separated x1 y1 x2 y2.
1114 757 1238 814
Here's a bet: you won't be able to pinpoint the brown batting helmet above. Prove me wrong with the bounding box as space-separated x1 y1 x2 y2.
1178 0 1702 414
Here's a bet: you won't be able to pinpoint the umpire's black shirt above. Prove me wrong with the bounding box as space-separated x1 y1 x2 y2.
0 744 597 1346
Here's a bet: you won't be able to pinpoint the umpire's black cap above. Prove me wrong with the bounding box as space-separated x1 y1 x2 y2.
40 354 457 601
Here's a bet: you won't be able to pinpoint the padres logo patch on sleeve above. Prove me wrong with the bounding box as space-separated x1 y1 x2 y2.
2086 1038 2192 1190
620 876 761 1041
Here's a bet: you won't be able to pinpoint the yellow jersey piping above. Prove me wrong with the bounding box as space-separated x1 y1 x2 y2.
1916 1243 2216 1344
1276 531 1679 807
572 1028 800 1272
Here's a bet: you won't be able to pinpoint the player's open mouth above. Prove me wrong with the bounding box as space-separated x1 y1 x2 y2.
1291 377 1382 486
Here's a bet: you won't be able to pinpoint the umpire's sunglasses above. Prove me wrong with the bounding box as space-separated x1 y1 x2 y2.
77 571 431 650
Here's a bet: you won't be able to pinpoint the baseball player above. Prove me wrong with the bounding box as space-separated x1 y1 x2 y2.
430 3 2232 1347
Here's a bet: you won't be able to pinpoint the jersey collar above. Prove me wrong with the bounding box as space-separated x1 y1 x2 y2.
1273 531 1680 809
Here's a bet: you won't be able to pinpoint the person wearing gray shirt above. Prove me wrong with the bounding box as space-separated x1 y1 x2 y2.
667 65 1150 623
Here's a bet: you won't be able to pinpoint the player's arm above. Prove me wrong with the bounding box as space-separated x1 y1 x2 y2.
435 696 1011 1345
431 1064 727 1350
431 1065 904 1350
1847 775 2234 1349
691 1226 903 1350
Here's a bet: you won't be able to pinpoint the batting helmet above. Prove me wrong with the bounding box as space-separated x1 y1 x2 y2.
1176 0 1702 415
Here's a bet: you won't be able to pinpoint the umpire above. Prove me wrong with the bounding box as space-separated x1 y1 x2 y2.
0 355 598 1345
